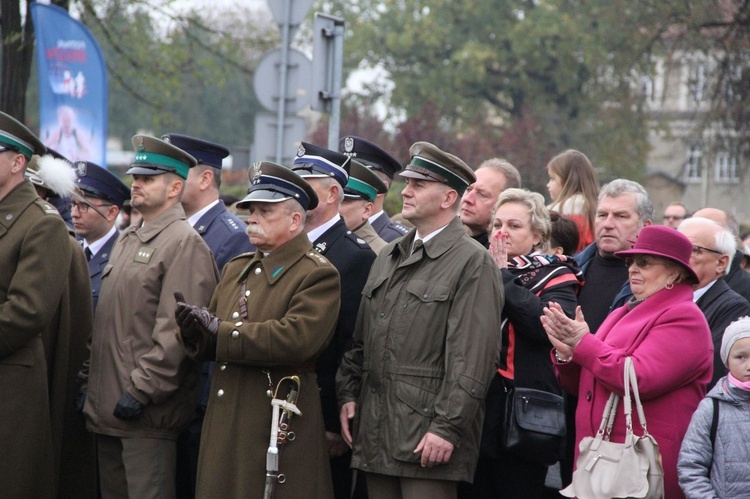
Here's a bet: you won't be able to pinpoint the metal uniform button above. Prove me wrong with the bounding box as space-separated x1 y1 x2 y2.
219 364 227 371
379 312 385 318
231 330 239 338
254 268 262 275
423 293 428 299
586 391 592 401
235 321 243 327
245 290 251 297
217 389 224 397
232 312 239 319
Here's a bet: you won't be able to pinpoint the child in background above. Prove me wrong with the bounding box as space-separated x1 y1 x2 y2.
678 317 750 498
548 211 580 256
546 150 599 252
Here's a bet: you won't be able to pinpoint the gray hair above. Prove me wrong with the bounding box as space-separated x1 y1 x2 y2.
492 188 551 252
599 179 653 224
319 177 345 206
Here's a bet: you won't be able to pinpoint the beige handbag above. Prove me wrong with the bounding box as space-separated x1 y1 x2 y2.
560 357 664 499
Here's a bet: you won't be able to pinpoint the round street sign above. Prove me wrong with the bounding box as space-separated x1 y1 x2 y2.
253 48 312 114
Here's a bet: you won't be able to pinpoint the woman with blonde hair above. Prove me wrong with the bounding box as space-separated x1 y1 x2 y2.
546 150 599 252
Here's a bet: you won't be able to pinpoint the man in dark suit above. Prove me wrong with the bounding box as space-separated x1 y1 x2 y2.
71 161 131 312
693 207 750 303
679 217 750 386
161 133 254 498
339 135 409 242
292 142 377 499
162 133 254 273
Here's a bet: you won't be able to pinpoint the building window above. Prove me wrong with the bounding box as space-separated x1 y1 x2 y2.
688 63 706 103
715 146 739 183
685 143 702 182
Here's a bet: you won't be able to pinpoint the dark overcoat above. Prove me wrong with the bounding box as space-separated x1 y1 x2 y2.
0 181 70 498
44 232 96 498
337 218 505 482
182 232 340 498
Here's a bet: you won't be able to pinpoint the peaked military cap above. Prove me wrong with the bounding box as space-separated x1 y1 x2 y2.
236 161 318 211
344 160 388 202
126 135 197 180
401 141 476 195
0 110 45 159
75 161 131 208
339 135 402 180
161 133 229 169
291 142 350 188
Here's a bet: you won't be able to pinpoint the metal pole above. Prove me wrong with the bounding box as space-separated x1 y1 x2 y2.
275 0 292 163
327 21 344 151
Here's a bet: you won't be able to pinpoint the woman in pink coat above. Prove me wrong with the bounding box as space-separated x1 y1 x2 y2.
541 225 713 498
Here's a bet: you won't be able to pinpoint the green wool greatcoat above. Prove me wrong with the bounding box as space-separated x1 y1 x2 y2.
182 232 340 499
0 181 72 498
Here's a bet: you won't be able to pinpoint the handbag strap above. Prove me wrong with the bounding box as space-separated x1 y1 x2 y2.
625 357 650 435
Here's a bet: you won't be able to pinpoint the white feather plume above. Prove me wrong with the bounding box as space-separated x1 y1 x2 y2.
34 155 76 197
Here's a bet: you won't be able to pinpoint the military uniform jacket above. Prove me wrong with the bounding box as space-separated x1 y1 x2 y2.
192 200 254 274
337 217 504 481
0 180 71 498
181 232 340 498
88 230 117 312
83 203 219 439
312 217 376 432
371 210 409 242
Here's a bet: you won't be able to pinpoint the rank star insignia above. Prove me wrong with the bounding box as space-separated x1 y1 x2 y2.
344 137 354 153
315 242 327 253
297 145 306 157
251 162 263 182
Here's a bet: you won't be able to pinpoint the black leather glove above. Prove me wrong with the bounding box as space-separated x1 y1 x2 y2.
174 291 220 340
75 387 87 413
113 392 145 420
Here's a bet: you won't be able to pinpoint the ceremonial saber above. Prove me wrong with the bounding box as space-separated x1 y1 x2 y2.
263 376 301 499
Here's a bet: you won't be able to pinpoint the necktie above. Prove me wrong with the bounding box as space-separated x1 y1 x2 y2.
411 239 423 255
84 247 93 262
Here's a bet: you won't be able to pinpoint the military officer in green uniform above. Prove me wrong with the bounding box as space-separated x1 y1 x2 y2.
175 162 340 498
0 111 68 498
340 159 389 255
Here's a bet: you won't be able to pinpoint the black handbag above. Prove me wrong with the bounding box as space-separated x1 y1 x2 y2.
501 386 566 465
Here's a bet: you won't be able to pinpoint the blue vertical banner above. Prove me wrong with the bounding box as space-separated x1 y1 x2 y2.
31 3 107 165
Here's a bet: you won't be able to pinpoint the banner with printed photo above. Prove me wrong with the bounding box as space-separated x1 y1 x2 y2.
31 3 107 165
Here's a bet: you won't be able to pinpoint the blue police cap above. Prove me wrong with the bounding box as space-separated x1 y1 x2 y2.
291 142 350 188
75 161 131 208
339 135 402 180
236 161 318 211
161 133 229 169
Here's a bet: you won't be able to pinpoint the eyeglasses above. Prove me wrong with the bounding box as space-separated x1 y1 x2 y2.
624 256 666 269
71 200 113 214
692 245 722 256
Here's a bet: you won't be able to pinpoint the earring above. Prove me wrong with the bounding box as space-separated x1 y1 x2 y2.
665 282 674 290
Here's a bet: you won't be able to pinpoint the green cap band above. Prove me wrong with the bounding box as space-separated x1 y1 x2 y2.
0 131 34 158
346 177 378 202
133 151 190 179
410 156 469 193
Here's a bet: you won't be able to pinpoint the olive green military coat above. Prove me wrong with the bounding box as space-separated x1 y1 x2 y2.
182 232 340 499
0 181 71 498
337 217 505 482
83 203 219 439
